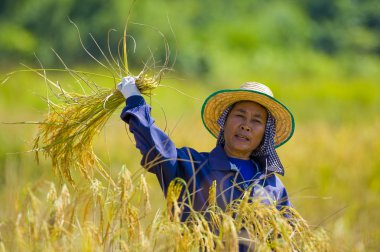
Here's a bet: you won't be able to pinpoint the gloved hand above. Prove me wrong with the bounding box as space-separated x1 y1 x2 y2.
117 76 141 99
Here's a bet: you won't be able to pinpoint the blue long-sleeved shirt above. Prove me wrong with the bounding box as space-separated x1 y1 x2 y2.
120 95 291 221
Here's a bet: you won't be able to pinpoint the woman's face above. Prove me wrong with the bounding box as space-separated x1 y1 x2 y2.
223 101 267 159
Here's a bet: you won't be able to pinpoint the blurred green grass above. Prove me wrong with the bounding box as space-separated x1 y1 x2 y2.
1 67 380 251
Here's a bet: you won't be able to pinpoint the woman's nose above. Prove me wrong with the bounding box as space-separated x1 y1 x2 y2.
240 124 251 132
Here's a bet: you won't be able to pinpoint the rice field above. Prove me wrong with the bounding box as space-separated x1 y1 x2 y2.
0 67 380 251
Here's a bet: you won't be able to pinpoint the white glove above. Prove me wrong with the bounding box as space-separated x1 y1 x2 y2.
117 76 141 99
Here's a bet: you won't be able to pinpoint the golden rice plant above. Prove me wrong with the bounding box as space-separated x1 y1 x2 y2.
0 165 331 251
32 74 161 185
28 21 172 185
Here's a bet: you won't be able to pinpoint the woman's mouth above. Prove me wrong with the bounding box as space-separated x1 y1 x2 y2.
235 134 249 141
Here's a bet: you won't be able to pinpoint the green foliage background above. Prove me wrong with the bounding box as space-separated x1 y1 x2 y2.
1 0 380 251
1 0 380 77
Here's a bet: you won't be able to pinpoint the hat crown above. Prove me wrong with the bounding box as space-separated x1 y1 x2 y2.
240 82 274 97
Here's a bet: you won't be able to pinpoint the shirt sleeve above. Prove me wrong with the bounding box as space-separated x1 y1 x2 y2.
120 95 178 190
273 175 292 209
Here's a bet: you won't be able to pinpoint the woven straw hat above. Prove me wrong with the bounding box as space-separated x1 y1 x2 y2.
201 82 295 148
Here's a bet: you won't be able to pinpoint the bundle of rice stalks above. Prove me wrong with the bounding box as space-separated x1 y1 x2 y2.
33 73 161 185
29 21 171 185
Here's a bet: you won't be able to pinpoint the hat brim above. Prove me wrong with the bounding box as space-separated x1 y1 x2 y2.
201 89 295 148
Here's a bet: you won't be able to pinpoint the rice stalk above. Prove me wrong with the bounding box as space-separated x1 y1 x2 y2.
208 180 217 207
138 174 151 215
166 178 186 223
0 242 5 252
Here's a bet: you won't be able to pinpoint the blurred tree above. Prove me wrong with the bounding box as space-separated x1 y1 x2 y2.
0 0 379 77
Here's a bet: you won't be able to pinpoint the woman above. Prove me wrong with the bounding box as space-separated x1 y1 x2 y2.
118 77 295 221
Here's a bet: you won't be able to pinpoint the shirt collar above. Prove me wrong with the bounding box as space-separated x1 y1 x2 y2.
209 145 278 177
209 145 232 171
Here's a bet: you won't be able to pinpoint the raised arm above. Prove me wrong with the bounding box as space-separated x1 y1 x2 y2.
117 77 178 190
120 96 177 170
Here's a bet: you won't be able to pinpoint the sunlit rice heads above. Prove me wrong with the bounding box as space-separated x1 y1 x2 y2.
3 165 331 251
33 88 123 184
135 72 161 95
32 68 164 185
28 19 170 185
